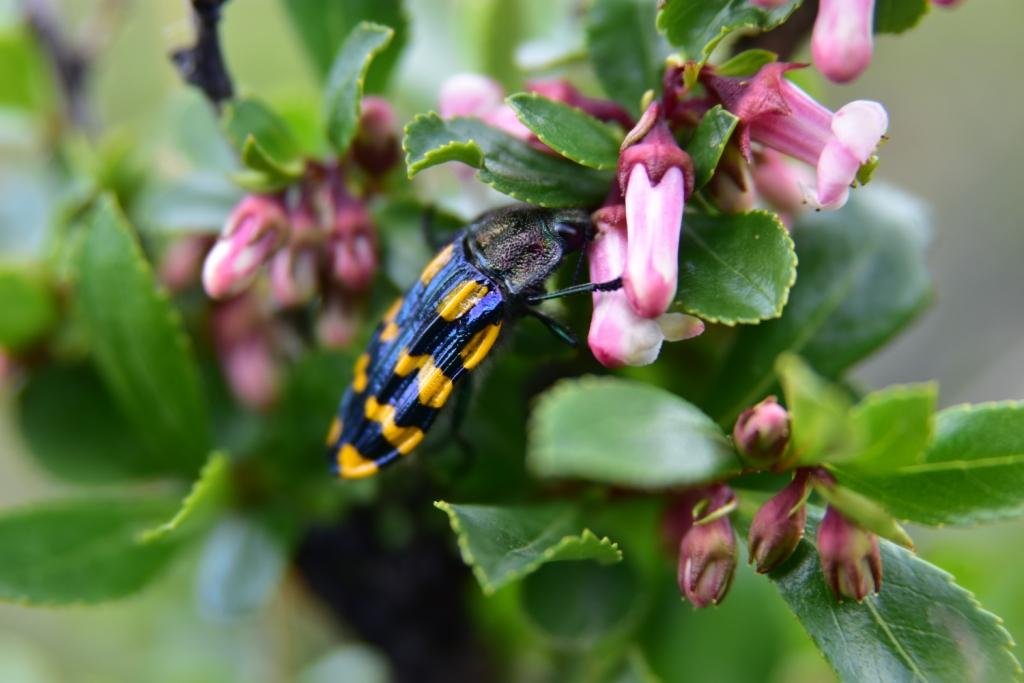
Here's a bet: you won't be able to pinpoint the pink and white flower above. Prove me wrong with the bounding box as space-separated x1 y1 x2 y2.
202 194 289 299
812 0 876 84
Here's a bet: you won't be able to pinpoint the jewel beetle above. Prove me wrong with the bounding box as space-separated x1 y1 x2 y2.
325 204 620 479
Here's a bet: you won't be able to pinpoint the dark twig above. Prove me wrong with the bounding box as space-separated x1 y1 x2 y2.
734 0 819 60
170 0 235 110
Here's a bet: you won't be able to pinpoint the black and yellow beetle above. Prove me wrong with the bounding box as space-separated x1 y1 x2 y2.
325 205 619 479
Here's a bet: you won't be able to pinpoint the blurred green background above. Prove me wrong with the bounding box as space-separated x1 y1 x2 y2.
1 0 1022 680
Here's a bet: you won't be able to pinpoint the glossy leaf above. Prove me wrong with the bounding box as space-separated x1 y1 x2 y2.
656 0 802 60
769 514 1021 682
74 196 210 474
403 113 613 207
585 0 665 115
813 483 914 548
685 106 739 189
0 497 182 604
435 502 622 595
222 98 300 165
528 377 742 488
0 266 57 350
716 49 777 77
677 210 796 325
324 23 394 154
833 402 1024 526
507 93 622 170
875 0 930 34
280 0 408 92
704 186 932 424
777 354 858 465
141 453 231 543
845 383 937 471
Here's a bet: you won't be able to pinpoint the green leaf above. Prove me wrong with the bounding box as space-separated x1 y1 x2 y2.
656 0 802 60
845 383 937 471
74 196 210 474
777 354 858 465
222 98 300 165
585 0 665 115
0 266 57 350
528 377 741 488
140 453 231 543
685 105 739 189
323 23 394 155
769 514 1021 682
280 0 408 92
507 93 622 170
704 186 932 424
403 113 613 208
677 210 796 325
236 136 304 190
716 48 777 77
875 0 930 34
0 497 182 604
434 501 622 595
813 483 914 548
833 402 1024 526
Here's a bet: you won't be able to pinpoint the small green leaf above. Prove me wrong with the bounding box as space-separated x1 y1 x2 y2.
140 453 231 543
280 0 408 92
716 49 777 77
777 354 857 465
435 501 622 595
845 383 937 472
323 22 395 154
814 483 914 548
507 92 622 170
222 98 300 165
0 266 57 350
403 113 613 207
528 377 741 488
769 514 1021 682
239 135 303 184
685 105 739 189
0 497 182 604
677 210 796 324
656 0 802 60
74 196 210 474
705 186 932 424
833 402 1024 526
874 0 930 34
585 0 666 115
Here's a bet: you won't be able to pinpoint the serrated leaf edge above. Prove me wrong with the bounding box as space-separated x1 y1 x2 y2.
506 92 622 170
325 22 395 154
139 452 229 543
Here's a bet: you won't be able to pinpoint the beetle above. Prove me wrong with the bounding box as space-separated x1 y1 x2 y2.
325 204 620 479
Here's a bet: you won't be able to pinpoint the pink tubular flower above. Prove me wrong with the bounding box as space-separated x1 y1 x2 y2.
812 0 876 84
202 194 289 299
618 103 694 318
817 505 883 602
438 73 532 141
269 194 323 307
327 181 377 292
751 148 817 220
316 289 360 349
703 63 888 209
212 293 281 411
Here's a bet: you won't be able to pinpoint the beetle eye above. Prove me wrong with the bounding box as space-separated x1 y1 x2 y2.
554 221 588 251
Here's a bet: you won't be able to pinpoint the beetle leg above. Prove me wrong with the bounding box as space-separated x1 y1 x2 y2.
449 375 477 465
526 277 622 305
526 308 579 347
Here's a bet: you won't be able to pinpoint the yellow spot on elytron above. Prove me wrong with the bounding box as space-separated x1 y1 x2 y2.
461 323 503 369
364 396 425 455
338 444 378 479
394 348 429 376
380 321 400 341
352 353 371 392
326 417 343 445
417 357 454 409
377 297 403 342
420 243 454 285
383 297 403 322
437 280 489 321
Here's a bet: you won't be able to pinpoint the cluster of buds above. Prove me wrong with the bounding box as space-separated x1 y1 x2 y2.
753 0 965 83
664 485 739 608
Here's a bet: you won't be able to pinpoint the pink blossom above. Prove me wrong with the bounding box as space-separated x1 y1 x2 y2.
438 73 532 140
212 293 281 411
317 290 360 349
327 184 377 292
202 195 289 299
751 148 817 219
703 63 888 209
269 196 323 307
812 0 876 83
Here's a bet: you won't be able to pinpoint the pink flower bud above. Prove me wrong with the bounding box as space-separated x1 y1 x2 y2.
328 184 378 292
751 148 816 218
817 505 883 602
748 471 810 573
202 195 289 299
587 206 666 367
352 96 401 177
812 0 876 84
733 395 791 467
212 294 281 411
618 103 694 318
678 485 738 608
439 73 505 119
160 235 215 293
268 247 318 307
317 291 359 349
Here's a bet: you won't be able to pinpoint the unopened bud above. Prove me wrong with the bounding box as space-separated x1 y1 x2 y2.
817 505 883 602
202 195 289 299
328 184 378 292
317 291 359 349
212 294 281 411
748 471 810 573
352 96 400 177
677 485 737 608
733 395 790 467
